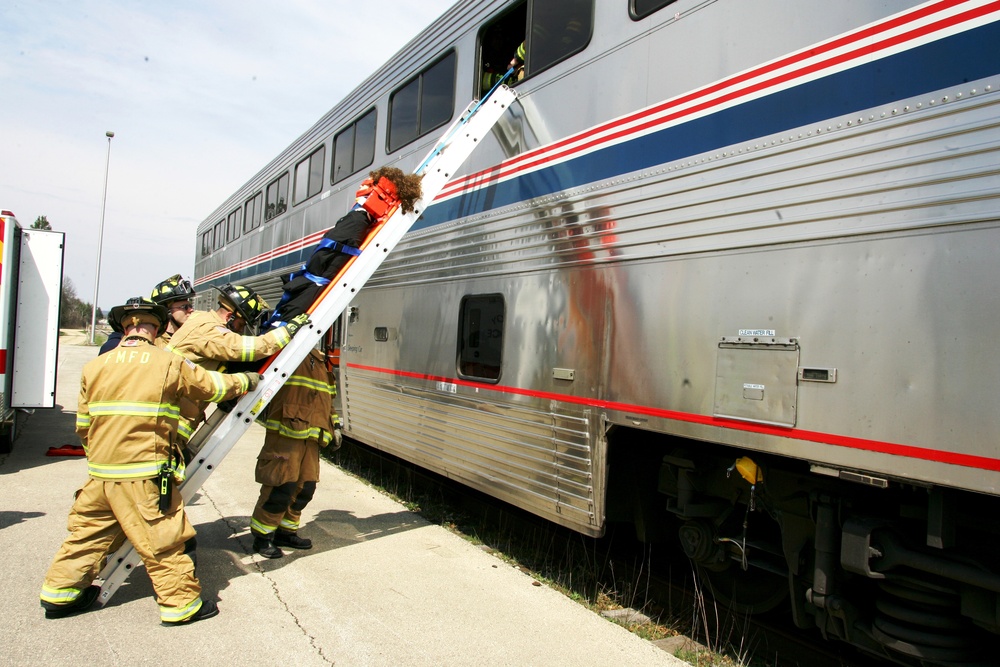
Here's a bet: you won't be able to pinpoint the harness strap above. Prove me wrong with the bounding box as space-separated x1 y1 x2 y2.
264 236 362 329
317 237 361 256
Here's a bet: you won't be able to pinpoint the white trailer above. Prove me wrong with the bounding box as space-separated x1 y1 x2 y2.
0 210 65 453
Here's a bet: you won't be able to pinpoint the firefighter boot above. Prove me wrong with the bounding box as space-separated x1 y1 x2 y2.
163 599 219 626
252 535 283 559
43 585 101 619
274 530 312 550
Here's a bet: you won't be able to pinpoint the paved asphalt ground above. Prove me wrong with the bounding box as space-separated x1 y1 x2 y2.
0 333 689 666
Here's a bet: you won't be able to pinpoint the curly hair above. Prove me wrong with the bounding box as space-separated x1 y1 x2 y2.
370 166 423 214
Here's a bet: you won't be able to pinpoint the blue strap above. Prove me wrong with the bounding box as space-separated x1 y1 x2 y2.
263 266 304 329
317 237 361 256
263 228 362 330
302 270 330 287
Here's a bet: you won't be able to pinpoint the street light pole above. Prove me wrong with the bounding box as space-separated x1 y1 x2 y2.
89 131 114 345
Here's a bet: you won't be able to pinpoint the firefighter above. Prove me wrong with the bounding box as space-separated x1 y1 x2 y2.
164 283 310 445
250 347 340 558
97 273 195 355
510 41 526 81
97 312 124 355
149 273 197 347
40 297 261 624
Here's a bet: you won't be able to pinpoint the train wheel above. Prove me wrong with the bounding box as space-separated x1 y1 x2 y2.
696 562 788 615
680 519 788 615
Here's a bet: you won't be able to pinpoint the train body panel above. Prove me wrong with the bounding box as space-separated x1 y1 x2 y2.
195 1 1000 660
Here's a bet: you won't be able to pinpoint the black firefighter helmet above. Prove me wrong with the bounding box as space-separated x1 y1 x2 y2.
107 297 168 336
213 283 268 335
150 274 196 306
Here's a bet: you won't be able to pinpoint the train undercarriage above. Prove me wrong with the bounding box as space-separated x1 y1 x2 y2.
606 428 1000 666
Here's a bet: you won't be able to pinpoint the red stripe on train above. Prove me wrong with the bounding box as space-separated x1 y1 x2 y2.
346 362 1000 473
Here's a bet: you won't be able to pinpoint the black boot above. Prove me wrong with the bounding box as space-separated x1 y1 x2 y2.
274 531 312 550
252 535 283 559
162 599 219 626
43 585 101 619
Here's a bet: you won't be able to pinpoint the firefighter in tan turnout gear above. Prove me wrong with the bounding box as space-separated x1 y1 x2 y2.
149 273 197 348
164 283 310 445
40 298 261 624
250 348 340 558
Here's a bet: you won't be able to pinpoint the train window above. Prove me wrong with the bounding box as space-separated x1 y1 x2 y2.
479 0 592 89
388 51 456 152
264 172 289 222
480 3 526 92
630 0 678 20
332 108 376 184
457 294 504 382
201 230 212 257
243 192 263 233
226 207 241 243
294 145 326 205
212 220 224 250
526 0 592 75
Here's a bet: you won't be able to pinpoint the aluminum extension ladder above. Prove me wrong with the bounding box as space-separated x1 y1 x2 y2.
96 83 517 605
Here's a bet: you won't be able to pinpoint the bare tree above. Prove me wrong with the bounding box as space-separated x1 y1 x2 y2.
60 277 98 328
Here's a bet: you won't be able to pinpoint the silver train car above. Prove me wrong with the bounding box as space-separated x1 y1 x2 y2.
195 1 1000 662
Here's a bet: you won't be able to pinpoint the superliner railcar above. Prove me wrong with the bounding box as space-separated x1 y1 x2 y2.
194 1 1000 662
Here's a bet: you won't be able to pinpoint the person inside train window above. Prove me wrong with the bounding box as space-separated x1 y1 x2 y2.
509 41 526 82
479 4 526 92
482 40 524 91
263 166 423 327
478 0 591 88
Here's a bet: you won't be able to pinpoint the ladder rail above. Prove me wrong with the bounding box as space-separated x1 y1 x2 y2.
96 85 516 605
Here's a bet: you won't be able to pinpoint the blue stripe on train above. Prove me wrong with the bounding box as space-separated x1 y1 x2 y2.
415 19 1000 230
203 18 1000 289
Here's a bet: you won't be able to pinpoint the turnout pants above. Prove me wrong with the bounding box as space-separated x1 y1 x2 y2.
41 477 204 623
251 433 320 536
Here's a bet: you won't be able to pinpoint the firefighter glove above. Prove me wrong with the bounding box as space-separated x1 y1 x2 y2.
242 372 261 391
286 313 311 337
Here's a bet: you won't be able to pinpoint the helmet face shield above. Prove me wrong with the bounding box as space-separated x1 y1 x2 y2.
150 274 196 305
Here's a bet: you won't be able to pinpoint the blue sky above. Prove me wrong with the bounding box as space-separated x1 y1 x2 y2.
0 0 453 312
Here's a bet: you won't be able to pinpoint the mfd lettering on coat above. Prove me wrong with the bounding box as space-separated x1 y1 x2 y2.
105 342 153 365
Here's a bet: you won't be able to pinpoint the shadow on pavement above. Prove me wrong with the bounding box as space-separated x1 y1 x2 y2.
0 510 45 530
0 406 82 476
101 506 425 608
